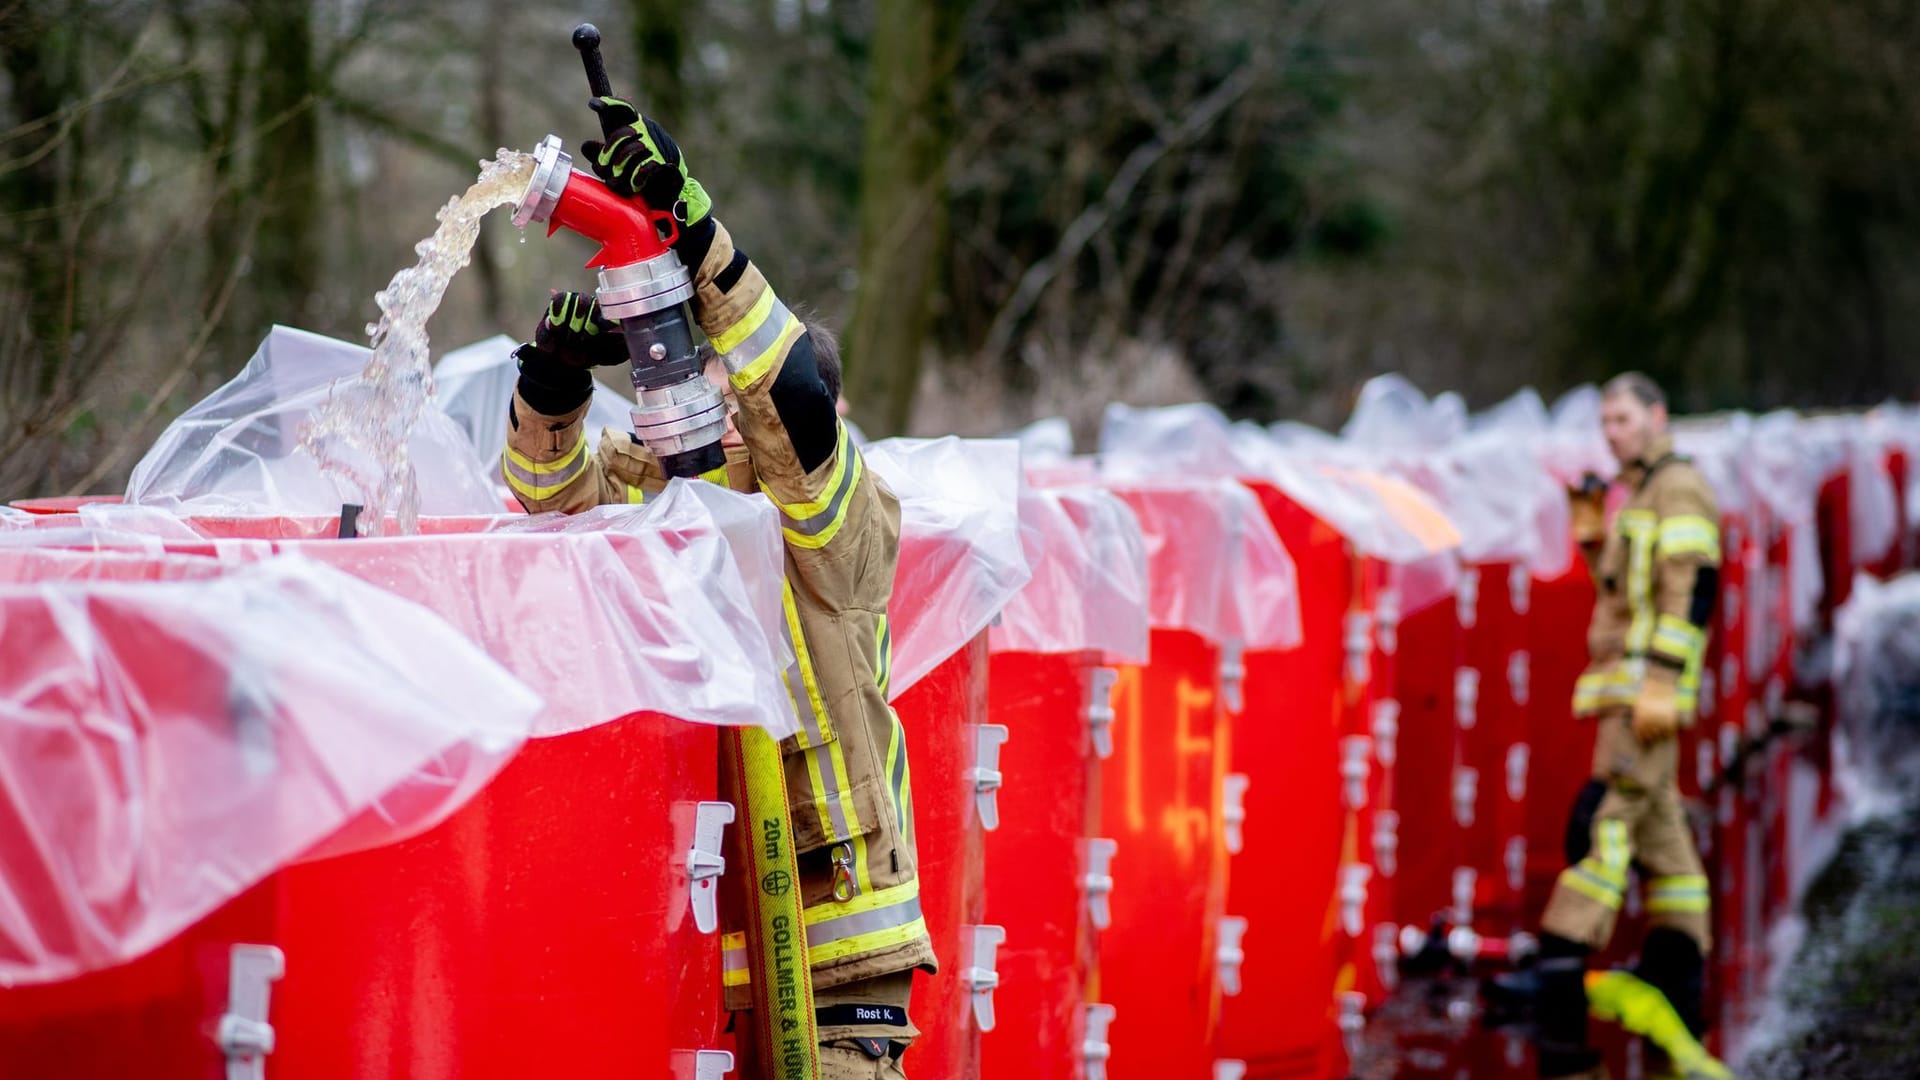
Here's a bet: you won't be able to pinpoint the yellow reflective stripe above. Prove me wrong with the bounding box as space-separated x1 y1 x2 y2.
1621 511 1658 653
501 434 589 500
804 879 926 963
625 484 647 504
885 708 906 836
1658 515 1721 561
767 426 861 550
874 614 892 695
1647 875 1711 914
780 581 834 750
1561 866 1625 910
1651 615 1707 664
1596 819 1630 872
782 581 860 845
721 931 749 986
725 882 928 985
698 464 729 486
711 285 778 355
728 312 804 392
1574 669 1638 713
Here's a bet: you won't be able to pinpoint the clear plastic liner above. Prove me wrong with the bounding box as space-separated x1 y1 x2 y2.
1832 573 1920 800
863 437 1033 697
127 326 502 521
433 333 637 489
0 557 539 986
3 486 800 740
1009 416 1076 465
1341 377 1573 578
989 486 1150 663
1099 402 1461 583
1046 470 1301 651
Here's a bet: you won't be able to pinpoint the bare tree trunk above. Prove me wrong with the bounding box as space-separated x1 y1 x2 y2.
0 2 81 398
843 0 965 435
627 0 688 124
248 1 319 337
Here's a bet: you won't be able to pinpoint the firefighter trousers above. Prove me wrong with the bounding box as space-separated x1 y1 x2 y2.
1541 709 1712 953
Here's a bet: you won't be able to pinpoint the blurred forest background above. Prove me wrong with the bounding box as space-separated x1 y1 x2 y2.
3 0 1918 499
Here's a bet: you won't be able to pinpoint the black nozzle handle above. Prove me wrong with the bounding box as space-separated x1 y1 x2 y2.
572 23 623 137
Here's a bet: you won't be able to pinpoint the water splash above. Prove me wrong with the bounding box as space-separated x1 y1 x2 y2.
302 149 535 535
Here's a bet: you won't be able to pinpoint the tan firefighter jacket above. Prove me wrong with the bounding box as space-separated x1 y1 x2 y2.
500 219 936 1004
1574 434 1722 721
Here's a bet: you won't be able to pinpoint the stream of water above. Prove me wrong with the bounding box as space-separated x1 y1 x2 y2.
301 148 535 535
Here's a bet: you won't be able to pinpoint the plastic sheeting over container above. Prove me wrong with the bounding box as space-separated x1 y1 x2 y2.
989 486 1150 664
866 437 1033 694
432 334 636 492
126 326 502 520
0 557 540 986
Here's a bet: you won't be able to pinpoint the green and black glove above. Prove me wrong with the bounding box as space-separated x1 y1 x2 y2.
580 97 713 228
514 291 625 416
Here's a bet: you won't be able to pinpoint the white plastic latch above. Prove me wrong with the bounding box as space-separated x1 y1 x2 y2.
1339 864 1372 938
1376 589 1401 656
687 801 735 935
1341 735 1373 811
969 724 1010 831
1219 639 1246 713
671 1049 735 1080
1505 744 1530 803
1699 668 1718 719
963 924 1007 1031
1216 916 1248 996
1371 699 1400 769
1215 1060 1249 1080
1455 668 1480 731
1081 837 1118 930
1085 666 1119 760
1721 652 1740 697
1457 567 1481 629
1081 1003 1116 1080
1723 582 1742 629
1452 766 1478 828
1343 611 1373 686
1337 991 1367 1064
1221 773 1250 855
1373 922 1401 992
1505 836 1527 892
1697 738 1717 794
1452 866 1477 926
1372 810 1400 878
1508 650 1530 706
218 944 285 1080
1509 564 1532 615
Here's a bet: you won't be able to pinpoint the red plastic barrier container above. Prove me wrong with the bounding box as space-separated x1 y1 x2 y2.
1218 484 1352 1078
0 706 722 1079
1390 574 1463 941
1460 562 1533 937
897 636 994 1080
980 651 1106 1080
1520 548 1595 928
1099 629 1231 1080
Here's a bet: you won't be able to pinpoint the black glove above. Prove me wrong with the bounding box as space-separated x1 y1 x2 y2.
531 291 628 368
580 97 713 226
513 292 625 416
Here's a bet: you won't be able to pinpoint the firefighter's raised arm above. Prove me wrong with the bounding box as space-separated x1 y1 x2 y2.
584 100 865 555
502 292 637 513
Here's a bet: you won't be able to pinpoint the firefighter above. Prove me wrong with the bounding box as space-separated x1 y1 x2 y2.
1532 372 1730 1080
502 99 933 1078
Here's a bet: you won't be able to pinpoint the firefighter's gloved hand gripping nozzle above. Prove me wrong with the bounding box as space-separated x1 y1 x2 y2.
511 23 726 479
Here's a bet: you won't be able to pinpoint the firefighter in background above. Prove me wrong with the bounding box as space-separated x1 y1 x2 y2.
502 99 933 1078
1536 373 1731 1080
